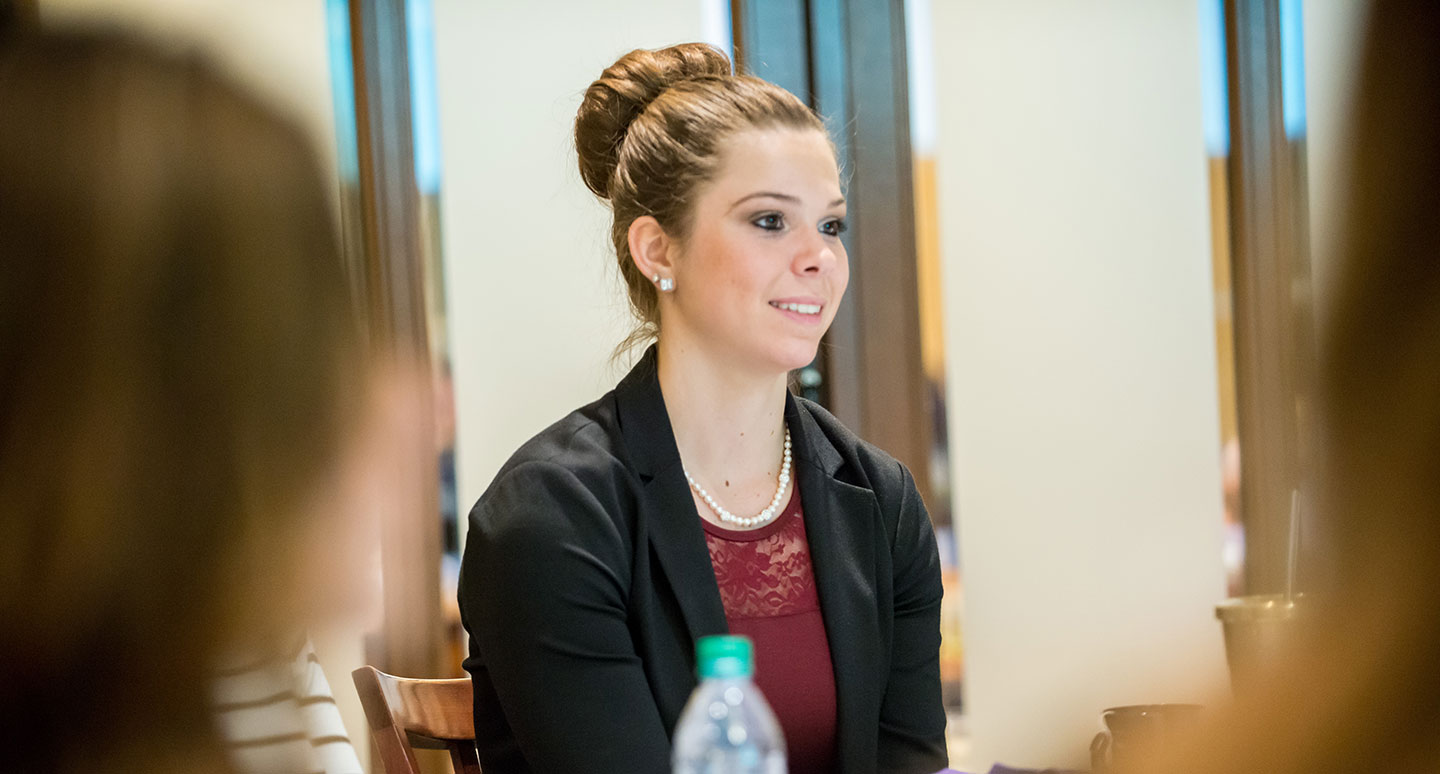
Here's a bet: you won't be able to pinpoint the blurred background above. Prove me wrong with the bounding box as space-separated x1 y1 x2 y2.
16 0 1368 769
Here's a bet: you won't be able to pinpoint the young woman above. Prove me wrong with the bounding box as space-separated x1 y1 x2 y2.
458 44 947 774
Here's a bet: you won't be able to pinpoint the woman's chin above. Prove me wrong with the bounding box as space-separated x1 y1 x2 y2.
766 341 823 375
689 333 822 378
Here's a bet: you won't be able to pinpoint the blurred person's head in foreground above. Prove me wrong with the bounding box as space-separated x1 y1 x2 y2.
1161 2 1440 771
0 27 415 773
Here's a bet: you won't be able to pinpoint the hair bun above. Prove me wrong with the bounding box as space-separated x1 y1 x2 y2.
575 43 732 200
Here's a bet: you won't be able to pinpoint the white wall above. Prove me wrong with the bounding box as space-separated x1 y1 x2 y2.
930 1 1229 767
433 1 707 512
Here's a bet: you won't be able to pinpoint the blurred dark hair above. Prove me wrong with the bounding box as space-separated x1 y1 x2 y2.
1301 0 1440 764
1166 2 1440 771
0 0 28 33
0 29 361 773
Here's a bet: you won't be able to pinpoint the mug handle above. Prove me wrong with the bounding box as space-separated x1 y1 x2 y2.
1090 731 1113 774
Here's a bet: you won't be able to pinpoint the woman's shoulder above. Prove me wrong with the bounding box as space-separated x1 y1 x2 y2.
460 394 639 600
473 391 635 526
506 394 626 471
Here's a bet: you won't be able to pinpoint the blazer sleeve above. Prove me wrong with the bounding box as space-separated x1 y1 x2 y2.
877 461 949 774
458 460 670 774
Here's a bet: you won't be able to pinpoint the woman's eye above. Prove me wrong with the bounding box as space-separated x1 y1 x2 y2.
753 213 784 231
821 219 848 237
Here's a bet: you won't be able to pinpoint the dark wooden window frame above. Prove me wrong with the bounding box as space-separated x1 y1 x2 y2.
344 0 444 679
1224 0 1315 595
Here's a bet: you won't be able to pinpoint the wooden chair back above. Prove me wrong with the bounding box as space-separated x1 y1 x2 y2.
351 665 480 774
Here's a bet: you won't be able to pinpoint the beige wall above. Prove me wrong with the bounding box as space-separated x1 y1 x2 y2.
432 1 708 513
930 1 1229 767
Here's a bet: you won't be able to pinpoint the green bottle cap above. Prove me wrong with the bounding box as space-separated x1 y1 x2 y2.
696 635 754 680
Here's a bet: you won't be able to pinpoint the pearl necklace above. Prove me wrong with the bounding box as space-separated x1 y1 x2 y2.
684 427 792 529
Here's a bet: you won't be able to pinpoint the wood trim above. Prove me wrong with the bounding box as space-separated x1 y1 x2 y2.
348 0 444 679
731 0 810 102
728 0 747 66
839 0 931 502
1224 0 1314 594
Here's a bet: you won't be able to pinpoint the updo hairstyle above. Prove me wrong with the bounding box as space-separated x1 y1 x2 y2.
574 43 828 353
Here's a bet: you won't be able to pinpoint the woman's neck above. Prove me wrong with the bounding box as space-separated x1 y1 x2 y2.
656 336 789 506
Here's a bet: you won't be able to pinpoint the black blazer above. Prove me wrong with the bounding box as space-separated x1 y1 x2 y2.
458 347 947 774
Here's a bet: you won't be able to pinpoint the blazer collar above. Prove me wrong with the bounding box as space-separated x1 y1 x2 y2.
784 378 884 773
614 346 727 645
614 345 846 478
615 346 880 771
613 345 679 479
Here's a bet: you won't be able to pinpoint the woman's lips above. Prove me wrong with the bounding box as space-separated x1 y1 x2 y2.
769 299 824 323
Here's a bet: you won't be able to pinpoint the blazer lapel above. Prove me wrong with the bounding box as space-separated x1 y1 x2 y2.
787 394 885 774
615 348 729 647
617 351 885 771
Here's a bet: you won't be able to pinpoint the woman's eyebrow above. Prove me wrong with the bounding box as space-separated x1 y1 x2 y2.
727 191 847 212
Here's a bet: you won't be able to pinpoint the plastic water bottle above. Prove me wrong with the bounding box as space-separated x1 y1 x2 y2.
672 635 787 774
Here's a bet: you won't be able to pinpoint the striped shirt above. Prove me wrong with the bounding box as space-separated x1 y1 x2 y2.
213 639 363 774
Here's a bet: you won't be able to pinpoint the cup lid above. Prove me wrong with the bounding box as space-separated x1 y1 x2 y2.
1215 593 1302 621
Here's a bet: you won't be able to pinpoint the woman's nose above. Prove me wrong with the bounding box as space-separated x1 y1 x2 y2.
795 233 838 275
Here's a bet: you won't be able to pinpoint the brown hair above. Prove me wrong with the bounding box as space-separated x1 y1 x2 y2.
0 29 362 773
574 43 828 355
1161 2 1440 771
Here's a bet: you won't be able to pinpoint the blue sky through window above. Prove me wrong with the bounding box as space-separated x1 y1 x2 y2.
1279 0 1307 139
407 0 443 194
1200 0 1231 157
325 0 359 183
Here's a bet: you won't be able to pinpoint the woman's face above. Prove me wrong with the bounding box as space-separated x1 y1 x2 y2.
665 127 849 376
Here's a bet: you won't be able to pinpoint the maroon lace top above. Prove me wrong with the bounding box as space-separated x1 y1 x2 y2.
701 482 838 774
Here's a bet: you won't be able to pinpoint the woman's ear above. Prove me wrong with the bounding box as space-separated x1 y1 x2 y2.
628 215 677 289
